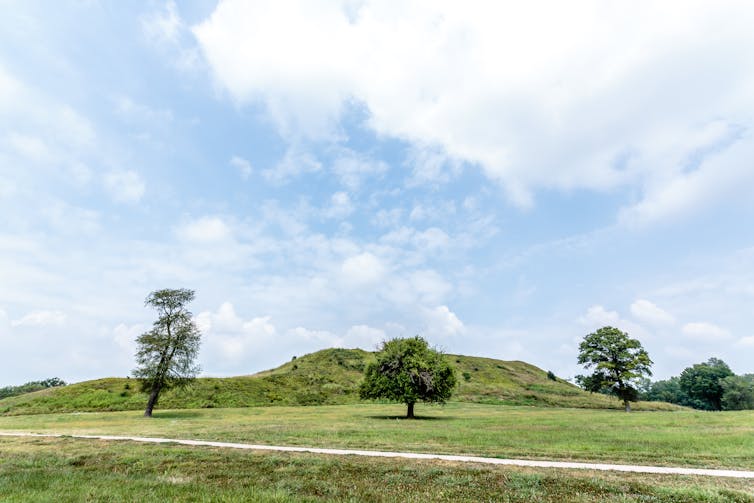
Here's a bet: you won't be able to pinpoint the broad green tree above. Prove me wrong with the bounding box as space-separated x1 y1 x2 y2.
576 326 652 412
359 336 456 418
645 376 686 405
721 374 754 410
133 288 201 417
679 358 734 411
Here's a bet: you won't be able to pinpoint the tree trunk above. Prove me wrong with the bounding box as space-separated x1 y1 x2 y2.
406 402 415 419
144 385 161 417
624 399 631 413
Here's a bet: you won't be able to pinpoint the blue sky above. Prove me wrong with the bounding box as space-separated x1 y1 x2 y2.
2 0 753 385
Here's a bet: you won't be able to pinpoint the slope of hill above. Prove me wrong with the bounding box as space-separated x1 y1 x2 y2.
0 348 681 415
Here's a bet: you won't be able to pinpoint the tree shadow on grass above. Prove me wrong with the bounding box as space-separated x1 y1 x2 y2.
151 410 203 419
365 415 457 421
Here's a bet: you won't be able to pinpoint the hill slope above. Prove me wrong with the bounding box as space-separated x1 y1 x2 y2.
0 348 680 415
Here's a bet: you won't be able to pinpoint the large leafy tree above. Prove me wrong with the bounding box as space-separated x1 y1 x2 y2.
721 374 754 411
679 358 734 411
133 288 201 417
576 326 652 412
359 336 456 418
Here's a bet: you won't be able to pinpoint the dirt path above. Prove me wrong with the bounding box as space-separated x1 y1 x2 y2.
2 431 753 479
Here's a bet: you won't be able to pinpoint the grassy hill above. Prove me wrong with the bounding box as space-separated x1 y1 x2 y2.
0 348 680 415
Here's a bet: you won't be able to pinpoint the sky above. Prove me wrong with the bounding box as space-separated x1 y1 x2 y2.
1 0 753 385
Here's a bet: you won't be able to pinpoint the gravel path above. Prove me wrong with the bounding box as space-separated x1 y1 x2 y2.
2 431 753 479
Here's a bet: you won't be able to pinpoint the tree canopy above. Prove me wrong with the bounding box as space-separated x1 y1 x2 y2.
359 336 456 418
678 358 734 411
576 326 652 412
133 288 201 417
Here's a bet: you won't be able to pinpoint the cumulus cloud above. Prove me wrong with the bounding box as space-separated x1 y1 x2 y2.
421 305 464 338
177 216 232 243
682 322 731 341
323 191 354 219
578 304 650 341
103 170 145 203
341 252 386 285
630 299 675 325
263 147 322 182
579 305 622 328
193 1 754 209
229 155 252 179
738 336 754 346
141 0 201 71
11 310 66 327
113 323 143 354
344 324 386 348
331 150 389 190
197 302 277 362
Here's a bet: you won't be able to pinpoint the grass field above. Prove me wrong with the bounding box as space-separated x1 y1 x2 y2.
1 436 752 502
1 403 752 470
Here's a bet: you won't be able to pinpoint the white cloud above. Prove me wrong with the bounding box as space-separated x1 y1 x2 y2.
141 1 201 71
331 150 389 190
287 326 339 345
421 305 464 338
682 322 731 341
579 305 621 328
738 336 754 346
193 1 754 208
103 170 145 203
323 191 354 219
263 147 322 182
630 299 675 325
341 252 386 285
178 216 232 243
11 310 66 327
578 304 651 341
197 302 277 362
113 323 143 354
230 155 252 179
344 324 386 348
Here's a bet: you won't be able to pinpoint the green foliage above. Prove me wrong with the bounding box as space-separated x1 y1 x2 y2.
644 359 752 411
645 376 684 404
546 370 557 381
679 358 734 411
133 288 201 416
721 374 754 411
577 326 652 411
0 378 66 399
359 336 457 417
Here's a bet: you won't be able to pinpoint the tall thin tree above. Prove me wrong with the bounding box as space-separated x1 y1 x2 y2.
133 288 201 417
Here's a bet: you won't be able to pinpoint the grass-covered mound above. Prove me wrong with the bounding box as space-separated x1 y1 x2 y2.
0 348 681 415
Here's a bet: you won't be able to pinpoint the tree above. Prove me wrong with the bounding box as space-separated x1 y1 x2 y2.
679 358 734 411
645 376 687 405
577 326 652 412
133 288 201 417
359 336 456 418
721 374 754 410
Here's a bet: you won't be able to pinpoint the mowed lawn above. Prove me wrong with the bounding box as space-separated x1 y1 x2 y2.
2 403 753 469
2 436 753 503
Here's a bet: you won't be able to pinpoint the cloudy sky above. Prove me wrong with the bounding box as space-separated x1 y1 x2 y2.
1 0 753 385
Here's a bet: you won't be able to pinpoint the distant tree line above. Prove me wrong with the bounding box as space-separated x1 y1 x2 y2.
643 358 754 411
0 377 66 399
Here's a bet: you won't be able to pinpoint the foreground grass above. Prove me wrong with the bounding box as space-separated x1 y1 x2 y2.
1 403 753 470
0 436 751 502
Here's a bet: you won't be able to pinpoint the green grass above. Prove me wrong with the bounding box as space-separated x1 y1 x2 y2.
0 348 681 415
1 403 752 469
1 436 751 502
